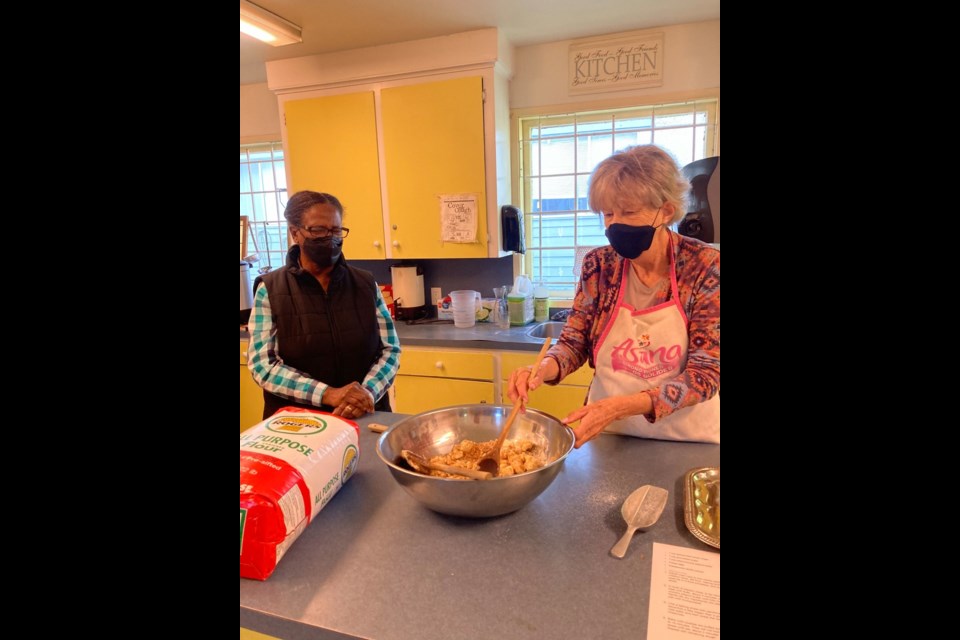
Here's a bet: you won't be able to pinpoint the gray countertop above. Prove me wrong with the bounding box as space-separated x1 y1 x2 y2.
240 411 720 640
241 320 551 352
393 320 550 351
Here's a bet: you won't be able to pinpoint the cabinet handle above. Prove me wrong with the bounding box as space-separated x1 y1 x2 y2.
393 240 400 248
373 240 381 248
435 361 444 369
242 351 247 358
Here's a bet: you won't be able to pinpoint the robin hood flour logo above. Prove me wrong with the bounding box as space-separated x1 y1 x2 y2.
238 415 329 456
266 415 327 435
610 337 681 380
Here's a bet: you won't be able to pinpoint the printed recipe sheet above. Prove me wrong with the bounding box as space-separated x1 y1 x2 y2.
647 542 720 639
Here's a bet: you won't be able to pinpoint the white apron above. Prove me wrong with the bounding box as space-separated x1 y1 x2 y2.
588 239 720 443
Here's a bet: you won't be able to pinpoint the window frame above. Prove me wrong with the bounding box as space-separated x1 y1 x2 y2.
510 91 720 301
240 141 289 272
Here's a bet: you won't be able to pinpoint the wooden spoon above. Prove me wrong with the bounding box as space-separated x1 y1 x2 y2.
401 450 492 480
475 337 553 476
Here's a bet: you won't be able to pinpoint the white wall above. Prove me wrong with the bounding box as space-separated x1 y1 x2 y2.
239 22 720 243
240 20 719 141
510 20 719 109
510 20 720 242
240 83 281 142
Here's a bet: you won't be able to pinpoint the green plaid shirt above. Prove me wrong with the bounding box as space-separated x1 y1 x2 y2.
247 283 401 407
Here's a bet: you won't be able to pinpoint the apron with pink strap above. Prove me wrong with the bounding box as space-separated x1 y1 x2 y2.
588 240 719 443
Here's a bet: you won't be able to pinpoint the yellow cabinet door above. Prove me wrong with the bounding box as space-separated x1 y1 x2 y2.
240 340 264 433
500 351 593 422
498 380 586 422
398 347 494 380
394 376 495 415
393 347 495 414
381 76 487 258
284 92 386 259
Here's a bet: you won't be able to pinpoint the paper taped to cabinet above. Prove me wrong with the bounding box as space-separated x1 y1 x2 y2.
439 193 478 243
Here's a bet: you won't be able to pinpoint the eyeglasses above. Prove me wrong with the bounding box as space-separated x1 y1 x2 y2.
299 225 350 239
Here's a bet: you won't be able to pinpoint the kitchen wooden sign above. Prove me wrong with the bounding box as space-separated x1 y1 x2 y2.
568 31 664 95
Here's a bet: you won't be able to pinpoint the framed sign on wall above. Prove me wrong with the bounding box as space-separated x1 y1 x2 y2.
568 31 664 95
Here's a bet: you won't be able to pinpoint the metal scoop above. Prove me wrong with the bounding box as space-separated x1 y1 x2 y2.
610 485 669 559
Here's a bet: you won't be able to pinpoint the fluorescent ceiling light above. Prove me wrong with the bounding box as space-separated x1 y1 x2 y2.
240 0 302 46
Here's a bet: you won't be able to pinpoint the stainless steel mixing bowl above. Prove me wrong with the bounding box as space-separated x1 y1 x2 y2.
376 404 575 517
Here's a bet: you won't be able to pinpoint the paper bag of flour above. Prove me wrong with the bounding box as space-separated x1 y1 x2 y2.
240 408 360 580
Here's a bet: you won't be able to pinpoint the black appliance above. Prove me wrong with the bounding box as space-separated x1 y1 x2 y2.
679 157 720 243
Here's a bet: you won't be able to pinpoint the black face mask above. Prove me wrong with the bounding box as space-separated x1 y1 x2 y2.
606 223 661 259
605 207 666 259
301 236 342 267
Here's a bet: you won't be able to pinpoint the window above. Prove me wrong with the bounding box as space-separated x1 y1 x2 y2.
517 98 719 298
240 142 288 271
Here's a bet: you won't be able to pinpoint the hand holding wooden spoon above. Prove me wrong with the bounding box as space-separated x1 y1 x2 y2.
476 337 553 476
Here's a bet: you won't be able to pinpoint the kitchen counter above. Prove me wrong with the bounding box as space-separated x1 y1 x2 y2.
240 411 720 640
241 320 552 352
393 320 552 351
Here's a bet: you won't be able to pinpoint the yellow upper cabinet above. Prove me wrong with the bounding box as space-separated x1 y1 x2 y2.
283 77 491 259
284 92 386 259
381 76 487 258
272 29 512 259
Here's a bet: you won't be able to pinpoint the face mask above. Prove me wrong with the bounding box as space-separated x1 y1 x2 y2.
301 236 342 267
606 223 661 259
604 207 666 259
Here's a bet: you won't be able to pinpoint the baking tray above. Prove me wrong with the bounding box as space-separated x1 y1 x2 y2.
684 466 720 549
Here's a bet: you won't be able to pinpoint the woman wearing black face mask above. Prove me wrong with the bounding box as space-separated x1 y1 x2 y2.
247 191 401 421
507 145 720 447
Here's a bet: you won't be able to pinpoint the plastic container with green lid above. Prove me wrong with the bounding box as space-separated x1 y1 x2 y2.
508 276 534 325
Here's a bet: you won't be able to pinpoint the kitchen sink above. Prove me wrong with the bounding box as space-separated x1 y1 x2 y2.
526 321 565 339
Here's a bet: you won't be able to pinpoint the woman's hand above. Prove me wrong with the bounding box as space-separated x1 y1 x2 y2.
325 382 375 419
507 356 560 405
562 393 652 448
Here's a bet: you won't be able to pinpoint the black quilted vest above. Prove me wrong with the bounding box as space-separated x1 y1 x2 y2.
254 247 390 418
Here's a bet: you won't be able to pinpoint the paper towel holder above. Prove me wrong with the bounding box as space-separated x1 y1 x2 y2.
500 205 525 254
679 157 719 243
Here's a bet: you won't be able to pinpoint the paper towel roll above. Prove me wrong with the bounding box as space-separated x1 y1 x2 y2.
391 265 425 307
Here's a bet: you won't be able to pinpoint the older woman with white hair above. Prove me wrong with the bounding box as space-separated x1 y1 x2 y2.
507 145 720 446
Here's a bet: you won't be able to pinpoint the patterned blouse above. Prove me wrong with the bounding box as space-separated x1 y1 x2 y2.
547 231 720 423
